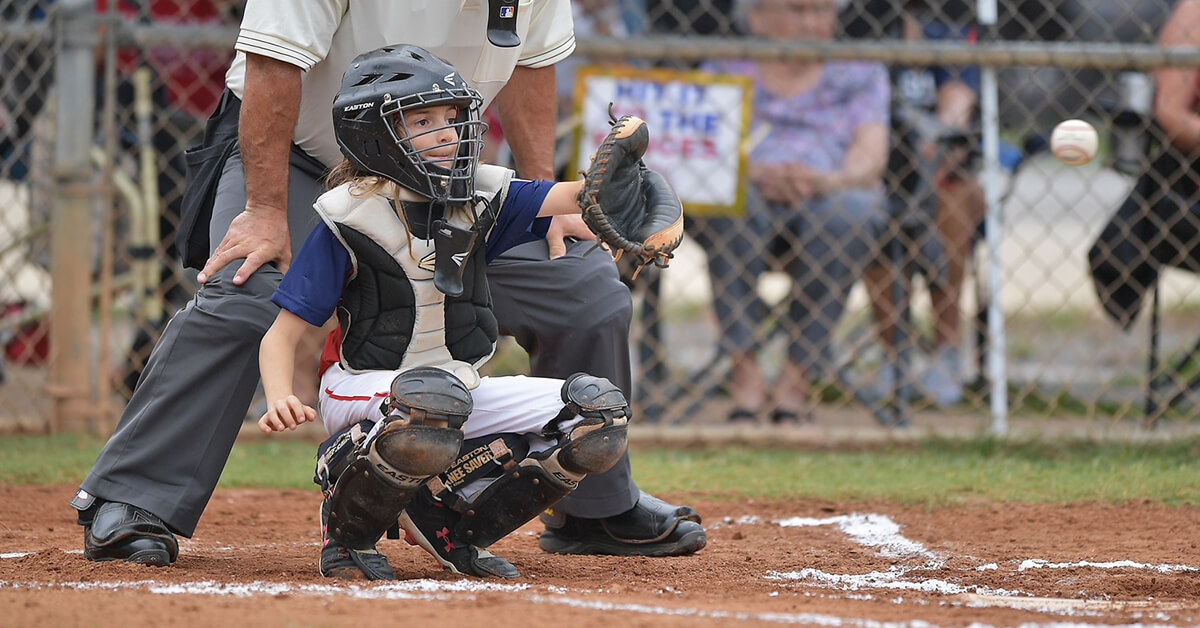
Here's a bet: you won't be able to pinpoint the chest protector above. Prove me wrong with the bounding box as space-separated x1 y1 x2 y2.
314 165 513 388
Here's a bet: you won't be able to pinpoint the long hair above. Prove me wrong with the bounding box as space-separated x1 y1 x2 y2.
324 159 419 257
326 159 389 195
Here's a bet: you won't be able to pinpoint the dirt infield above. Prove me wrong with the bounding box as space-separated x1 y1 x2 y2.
2 484 1198 627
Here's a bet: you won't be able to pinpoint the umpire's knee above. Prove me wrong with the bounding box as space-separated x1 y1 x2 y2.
192 259 283 339
561 245 632 338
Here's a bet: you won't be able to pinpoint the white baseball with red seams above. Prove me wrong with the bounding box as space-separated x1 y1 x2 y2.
1050 119 1099 166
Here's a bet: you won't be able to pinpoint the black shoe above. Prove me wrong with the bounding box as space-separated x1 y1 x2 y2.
539 491 706 557
319 498 395 580
398 488 519 579
728 408 758 424
770 408 814 425
83 501 179 566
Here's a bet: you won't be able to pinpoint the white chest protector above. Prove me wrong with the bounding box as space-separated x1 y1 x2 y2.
313 164 514 389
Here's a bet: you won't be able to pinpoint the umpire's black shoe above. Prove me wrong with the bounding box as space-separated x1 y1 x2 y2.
539 491 706 557
318 499 396 581
83 501 179 566
398 488 520 579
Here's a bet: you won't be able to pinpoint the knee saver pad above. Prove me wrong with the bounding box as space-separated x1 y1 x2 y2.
561 373 630 420
450 454 576 549
558 419 629 476
387 367 473 429
556 373 629 475
327 420 463 549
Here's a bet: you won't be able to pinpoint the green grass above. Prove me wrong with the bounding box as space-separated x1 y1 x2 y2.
3 434 1198 507
633 439 1200 506
0 434 322 490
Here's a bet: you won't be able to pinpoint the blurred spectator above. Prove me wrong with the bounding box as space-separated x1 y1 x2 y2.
691 0 889 424
556 0 638 115
646 0 736 36
484 1 644 173
97 0 240 231
1089 0 1200 328
858 0 984 407
548 0 645 177
1150 0 1200 155
104 0 241 119
93 0 241 394
0 1 54 181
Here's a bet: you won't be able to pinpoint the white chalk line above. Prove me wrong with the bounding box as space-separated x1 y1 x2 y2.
1018 559 1198 574
0 578 1178 628
958 594 1200 613
757 513 1200 620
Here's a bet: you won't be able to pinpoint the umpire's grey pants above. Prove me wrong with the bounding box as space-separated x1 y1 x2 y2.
488 239 638 518
79 150 637 537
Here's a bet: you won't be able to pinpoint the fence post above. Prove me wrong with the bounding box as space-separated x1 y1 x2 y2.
48 0 97 433
978 0 1009 435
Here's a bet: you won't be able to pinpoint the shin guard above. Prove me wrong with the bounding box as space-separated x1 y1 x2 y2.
431 446 579 550
327 421 463 549
327 368 474 549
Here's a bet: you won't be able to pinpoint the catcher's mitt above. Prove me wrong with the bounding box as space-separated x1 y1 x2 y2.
578 108 684 279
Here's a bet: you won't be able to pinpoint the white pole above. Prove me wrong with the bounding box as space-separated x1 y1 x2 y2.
978 0 1008 435
50 0 99 432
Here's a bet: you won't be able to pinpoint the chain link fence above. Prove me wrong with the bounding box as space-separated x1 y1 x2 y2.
1 0 1198 435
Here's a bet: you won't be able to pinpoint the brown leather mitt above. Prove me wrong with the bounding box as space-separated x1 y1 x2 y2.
578 108 685 279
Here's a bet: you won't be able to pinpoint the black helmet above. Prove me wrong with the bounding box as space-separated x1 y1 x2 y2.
333 45 486 203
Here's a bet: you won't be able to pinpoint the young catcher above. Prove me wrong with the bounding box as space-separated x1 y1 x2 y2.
256 44 683 581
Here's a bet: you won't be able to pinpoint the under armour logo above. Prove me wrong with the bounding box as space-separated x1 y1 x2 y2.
436 526 455 552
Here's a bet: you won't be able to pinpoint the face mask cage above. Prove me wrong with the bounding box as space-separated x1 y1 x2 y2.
380 88 487 204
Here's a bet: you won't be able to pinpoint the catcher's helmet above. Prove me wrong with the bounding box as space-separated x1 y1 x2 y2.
333 45 485 203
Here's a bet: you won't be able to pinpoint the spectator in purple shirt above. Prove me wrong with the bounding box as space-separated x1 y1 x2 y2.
692 0 890 424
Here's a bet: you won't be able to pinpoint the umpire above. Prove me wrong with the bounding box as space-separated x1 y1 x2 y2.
72 0 705 567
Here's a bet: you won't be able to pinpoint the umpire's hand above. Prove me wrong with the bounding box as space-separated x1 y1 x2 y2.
197 206 292 285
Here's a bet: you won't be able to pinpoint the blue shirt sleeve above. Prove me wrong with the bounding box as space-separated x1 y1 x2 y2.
924 21 981 94
485 178 554 263
272 222 352 327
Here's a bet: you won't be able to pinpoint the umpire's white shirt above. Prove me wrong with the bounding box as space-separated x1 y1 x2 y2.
225 0 575 168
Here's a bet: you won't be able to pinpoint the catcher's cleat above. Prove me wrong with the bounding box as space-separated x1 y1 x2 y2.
538 491 706 557
83 501 179 566
319 498 396 580
398 488 519 579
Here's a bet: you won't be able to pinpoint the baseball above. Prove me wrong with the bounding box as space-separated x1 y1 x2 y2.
1050 119 1099 166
